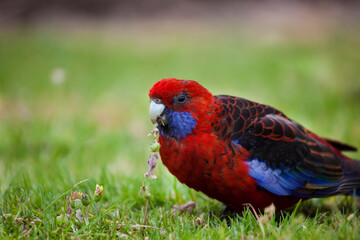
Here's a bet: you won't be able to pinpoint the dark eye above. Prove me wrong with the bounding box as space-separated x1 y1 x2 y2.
175 93 188 104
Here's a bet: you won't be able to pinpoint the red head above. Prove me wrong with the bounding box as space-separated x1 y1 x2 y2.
149 78 212 110
149 78 215 139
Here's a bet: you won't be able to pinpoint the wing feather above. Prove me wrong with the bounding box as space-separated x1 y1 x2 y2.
214 95 357 197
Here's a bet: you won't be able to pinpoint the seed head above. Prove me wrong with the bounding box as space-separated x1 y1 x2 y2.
94 184 104 202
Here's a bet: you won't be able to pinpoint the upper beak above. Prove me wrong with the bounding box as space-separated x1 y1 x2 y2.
149 100 166 125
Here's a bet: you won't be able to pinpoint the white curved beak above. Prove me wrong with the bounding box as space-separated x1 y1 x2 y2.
149 100 165 124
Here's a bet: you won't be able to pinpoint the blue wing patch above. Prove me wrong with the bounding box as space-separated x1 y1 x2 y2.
232 139 344 197
247 159 294 195
246 158 345 197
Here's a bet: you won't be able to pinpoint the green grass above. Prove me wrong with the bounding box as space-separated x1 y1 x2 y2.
0 27 360 239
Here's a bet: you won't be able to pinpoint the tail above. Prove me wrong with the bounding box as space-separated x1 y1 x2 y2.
308 158 360 198
341 158 360 197
324 138 360 196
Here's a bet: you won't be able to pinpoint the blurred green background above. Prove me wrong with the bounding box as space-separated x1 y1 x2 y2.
1 0 360 220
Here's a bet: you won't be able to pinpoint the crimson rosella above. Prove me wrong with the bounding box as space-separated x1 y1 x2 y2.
148 78 360 212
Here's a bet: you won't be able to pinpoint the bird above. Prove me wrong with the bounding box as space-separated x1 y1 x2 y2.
148 78 360 212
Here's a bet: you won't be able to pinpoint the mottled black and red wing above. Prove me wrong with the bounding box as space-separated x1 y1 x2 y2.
213 95 287 141
213 95 351 196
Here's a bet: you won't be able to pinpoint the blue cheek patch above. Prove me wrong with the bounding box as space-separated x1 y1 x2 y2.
158 110 197 140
